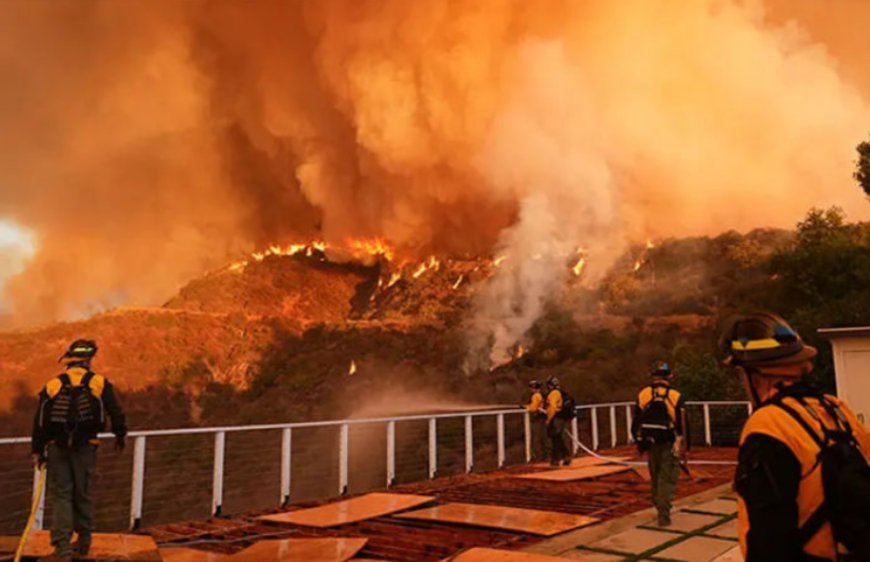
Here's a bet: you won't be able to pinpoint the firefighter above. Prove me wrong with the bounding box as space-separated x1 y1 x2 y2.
524 380 549 461
545 376 572 467
720 313 870 561
31 340 127 562
631 360 686 527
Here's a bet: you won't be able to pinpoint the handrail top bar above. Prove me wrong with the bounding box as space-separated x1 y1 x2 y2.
0 399 749 445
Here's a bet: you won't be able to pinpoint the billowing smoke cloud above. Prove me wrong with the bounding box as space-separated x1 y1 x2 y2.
0 0 868 349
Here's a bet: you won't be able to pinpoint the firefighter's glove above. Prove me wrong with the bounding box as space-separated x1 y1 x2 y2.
114 436 126 452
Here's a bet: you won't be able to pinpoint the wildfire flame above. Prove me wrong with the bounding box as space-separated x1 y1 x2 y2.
349 360 357 375
411 255 440 279
488 343 527 372
349 238 394 261
493 255 508 267
226 238 394 275
387 272 402 288
633 259 643 272
452 274 464 289
646 239 655 250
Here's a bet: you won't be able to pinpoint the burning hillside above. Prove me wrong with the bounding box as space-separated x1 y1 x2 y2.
1 0 870 339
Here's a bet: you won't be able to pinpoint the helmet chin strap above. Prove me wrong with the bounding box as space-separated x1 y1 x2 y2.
743 367 764 406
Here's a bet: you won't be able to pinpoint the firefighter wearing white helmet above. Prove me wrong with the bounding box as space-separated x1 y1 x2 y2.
721 313 870 561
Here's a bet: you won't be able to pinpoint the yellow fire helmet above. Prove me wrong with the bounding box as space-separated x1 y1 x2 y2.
720 313 817 370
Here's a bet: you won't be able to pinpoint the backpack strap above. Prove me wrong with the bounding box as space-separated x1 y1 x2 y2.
797 502 830 548
57 373 71 388
769 397 825 449
768 397 831 548
81 371 95 389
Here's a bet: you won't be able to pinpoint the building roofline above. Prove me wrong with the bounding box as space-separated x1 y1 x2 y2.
818 326 870 339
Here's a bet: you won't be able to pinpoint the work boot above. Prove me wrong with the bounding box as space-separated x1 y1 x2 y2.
41 552 72 562
549 460 560 467
562 458 572 467
72 538 91 557
657 511 671 527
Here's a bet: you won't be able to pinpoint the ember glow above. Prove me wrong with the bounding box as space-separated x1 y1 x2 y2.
0 0 868 334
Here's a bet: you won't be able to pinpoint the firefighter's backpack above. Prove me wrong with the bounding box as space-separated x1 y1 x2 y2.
773 393 870 560
42 372 103 444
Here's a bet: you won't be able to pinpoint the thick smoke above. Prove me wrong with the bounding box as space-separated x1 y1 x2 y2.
0 1 868 354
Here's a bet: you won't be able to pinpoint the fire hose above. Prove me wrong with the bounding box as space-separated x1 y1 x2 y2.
14 465 46 562
564 429 737 468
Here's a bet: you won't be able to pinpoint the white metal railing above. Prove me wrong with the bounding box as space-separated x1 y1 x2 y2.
0 400 750 531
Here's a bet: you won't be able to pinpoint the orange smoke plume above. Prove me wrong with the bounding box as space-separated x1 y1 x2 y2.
0 0 868 329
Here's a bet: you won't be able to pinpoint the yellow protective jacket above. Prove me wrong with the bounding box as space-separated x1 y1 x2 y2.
737 387 870 561
32 365 127 454
546 389 562 423
631 380 684 439
526 391 545 415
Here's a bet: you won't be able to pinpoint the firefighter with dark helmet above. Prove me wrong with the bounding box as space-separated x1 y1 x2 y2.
631 360 686 527
31 339 127 562
523 380 549 461
721 313 870 561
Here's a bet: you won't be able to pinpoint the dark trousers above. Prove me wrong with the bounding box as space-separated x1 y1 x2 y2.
531 414 550 461
47 443 97 555
647 442 678 517
548 418 571 464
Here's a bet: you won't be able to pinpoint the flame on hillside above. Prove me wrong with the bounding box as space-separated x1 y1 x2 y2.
488 343 528 372
226 238 395 274
349 360 357 375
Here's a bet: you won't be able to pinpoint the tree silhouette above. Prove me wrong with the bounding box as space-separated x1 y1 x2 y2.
856 136 870 197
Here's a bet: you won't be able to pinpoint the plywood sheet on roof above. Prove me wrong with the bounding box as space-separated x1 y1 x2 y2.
515 464 632 482
257 492 435 528
228 538 367 562
394 502 598 536
0 531 160 561
447 547 599 561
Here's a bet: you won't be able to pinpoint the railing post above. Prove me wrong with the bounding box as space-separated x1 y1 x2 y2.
212 431 225 516
703 403 712 446
129 436 146 529
571 416 579 455
386 421 396 487
464 415 473 473
339 423 349 496
496 414 506 468
609 406 617 449
32 465 46 531
280 428 292 505
591 407 599 450
523 411 532 463
428 418 437 479
625 404 634 443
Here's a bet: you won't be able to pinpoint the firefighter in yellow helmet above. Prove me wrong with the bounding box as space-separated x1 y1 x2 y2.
721 313 870 562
